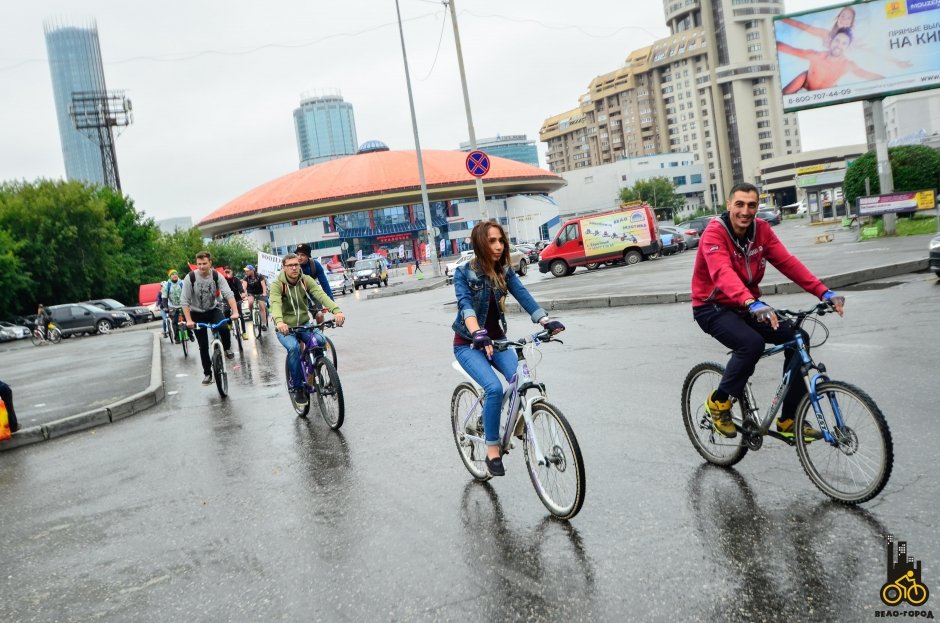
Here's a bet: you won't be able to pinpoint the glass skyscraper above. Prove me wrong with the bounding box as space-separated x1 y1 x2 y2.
44 19 110 186
459 134 540 167
294 94 358 168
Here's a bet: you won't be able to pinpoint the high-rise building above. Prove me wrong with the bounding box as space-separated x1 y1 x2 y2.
459 135 540 167
44 18 111 186
540 0 801 208
294 94 358 168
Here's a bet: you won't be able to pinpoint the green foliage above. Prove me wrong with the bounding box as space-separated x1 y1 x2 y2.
619 177 685 210
843 145 940 208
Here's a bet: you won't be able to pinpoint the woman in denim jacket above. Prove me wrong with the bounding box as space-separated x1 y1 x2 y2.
452 221 564 477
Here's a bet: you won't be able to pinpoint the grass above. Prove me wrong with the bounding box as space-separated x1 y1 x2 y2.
856 214 938 238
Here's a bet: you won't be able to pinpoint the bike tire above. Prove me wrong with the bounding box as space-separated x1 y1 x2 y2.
794 380 893 504
212 346 228 398
323 334 338 370
31 331 43 346
286 357 310 417
48 328 62 344
523 401 586 519
234 326 244 354
450 382 490 481
253 309 262 339
314 357 344 429
681 362 749 467
181 331 189 358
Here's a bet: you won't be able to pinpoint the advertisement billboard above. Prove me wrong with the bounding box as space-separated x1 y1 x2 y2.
580 206 653 258
775 0 940 112
857 189 936 215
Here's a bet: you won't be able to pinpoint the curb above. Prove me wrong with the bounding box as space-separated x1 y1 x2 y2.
368 277 448 299
505 260 928 313
1 332 166 452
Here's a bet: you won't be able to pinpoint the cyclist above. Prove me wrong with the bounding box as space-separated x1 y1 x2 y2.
181 251 241 386
452 221 564 477
691 182 845 441
270 253 345 406
221 266 248 340
162 269 185 343
243 264 269 330
35 304 50 339
294 244 334 323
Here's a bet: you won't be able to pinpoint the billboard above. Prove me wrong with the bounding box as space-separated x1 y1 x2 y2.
581 205 653 257
857 189 936 215
775 0 940 112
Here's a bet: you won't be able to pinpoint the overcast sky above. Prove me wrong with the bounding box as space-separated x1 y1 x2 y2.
1 0 861 223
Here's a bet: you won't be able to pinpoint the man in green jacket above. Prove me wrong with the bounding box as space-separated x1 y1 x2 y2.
270 253 345 405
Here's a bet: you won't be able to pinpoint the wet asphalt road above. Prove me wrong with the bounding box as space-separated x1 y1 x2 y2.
1 272 938 622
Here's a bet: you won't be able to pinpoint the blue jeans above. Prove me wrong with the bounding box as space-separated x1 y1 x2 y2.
454 345 518 446
277 329 320 388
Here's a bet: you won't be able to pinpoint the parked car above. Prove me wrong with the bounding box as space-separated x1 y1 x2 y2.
327 269 353 295
658 225 689 252
516 243 540 264
795 202 808 217
0 320 31 341
676 215 717 236
656 227 682 255
667 224 700 249
445 246 528 278
353 258 389 289
757 209 781 226
930 232 940 277
47 303 132 336
83 298 153 324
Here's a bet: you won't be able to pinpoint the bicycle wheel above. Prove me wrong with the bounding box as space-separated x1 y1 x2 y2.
285 357 310 417
181 330 189 357
48 328 62 344
323 334 338 370
253 308 262 339
681 362 749 467
523 401 586 519
234 326 243 354
314 356 344 429
450 382 490 481
212 345 228 398
31 330 43 346
794 381 893 504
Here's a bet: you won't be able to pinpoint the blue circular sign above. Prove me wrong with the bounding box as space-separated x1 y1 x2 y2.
466 150 490 178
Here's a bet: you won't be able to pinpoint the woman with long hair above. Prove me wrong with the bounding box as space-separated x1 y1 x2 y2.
451 221 564 477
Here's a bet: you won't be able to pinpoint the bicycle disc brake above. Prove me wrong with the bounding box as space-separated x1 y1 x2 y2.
741 420 763 450
833 426 859 456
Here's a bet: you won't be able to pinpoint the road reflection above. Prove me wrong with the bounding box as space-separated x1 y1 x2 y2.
457 481 595 617
687 463 890 620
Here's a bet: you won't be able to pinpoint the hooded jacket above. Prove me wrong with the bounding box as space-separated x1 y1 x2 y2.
691 213 828 308
269 270 341 328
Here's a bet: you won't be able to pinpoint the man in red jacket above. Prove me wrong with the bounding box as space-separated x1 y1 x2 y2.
691 182 845 440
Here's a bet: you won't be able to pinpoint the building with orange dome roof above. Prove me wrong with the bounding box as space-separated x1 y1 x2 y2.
199 141 566 263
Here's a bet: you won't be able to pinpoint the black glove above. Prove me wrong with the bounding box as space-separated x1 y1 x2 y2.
541 320 565 334
471 329 492 350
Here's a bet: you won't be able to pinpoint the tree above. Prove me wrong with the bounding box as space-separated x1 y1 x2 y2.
843 145 940 208
619 176 685 220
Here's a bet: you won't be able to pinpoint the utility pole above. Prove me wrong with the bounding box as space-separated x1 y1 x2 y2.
871 99 896 235
446 0 488 220
394 0 441 276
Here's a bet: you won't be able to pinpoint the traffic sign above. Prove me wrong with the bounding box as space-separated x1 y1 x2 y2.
466 150 490 178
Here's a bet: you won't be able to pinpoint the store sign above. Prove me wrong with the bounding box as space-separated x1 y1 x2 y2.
796 164 826 175
377 232 412 243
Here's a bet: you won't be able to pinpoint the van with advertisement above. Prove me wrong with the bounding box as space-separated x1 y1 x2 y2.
537 201 661 277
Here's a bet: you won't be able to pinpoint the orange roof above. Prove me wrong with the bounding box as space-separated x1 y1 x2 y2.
198 149 565 236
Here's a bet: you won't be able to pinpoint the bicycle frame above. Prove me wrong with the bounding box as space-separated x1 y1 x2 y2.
452 334 558 467
739 313 844 446
289 322 332 391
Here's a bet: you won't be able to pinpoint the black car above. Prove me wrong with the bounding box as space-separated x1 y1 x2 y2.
757 209 781 226
47 303 132 336
83 298 152 324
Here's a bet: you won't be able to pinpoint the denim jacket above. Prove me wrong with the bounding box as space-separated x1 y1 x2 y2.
451 261 546 340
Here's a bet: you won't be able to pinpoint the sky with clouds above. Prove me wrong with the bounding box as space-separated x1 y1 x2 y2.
1 0 863 223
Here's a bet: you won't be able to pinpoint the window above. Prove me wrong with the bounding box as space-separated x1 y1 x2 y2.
673 175 687 186
691 173 702 183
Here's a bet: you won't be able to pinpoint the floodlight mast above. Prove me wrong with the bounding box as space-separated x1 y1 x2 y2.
69 90 133 192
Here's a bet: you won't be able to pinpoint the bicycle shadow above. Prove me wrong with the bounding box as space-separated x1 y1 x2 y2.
687 463 891 621
452 481 596 618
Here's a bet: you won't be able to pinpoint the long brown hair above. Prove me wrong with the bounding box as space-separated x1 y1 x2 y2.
469 221 509 294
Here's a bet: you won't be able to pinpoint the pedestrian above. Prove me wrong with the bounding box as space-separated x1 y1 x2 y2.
691 182 845 441
181 251 241 386
0 379 19 434
451 221 564 477
414 256 423 274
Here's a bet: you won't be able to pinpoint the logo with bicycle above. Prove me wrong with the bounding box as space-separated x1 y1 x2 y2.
878 535 930 613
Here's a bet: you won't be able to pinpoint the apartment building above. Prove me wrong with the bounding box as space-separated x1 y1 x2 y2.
540 0 801 208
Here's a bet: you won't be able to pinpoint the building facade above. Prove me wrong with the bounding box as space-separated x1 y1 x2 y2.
864 92 940 151
293 94 358 168
459 134 539 167
44 19 110 186
540 0 801 209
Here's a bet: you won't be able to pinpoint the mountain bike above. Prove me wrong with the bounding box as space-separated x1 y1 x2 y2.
31 323 62 346
195 318 233 398
251 297 268 340
681 301 893 504
285 320 344 429
450 329 586 520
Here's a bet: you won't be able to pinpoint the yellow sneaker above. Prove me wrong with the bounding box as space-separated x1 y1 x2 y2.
776 417 823 442
705 392 736 438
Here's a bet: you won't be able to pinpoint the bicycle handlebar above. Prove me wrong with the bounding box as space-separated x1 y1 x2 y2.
775 300 838 322
492 328 563 352
286 319 337 334
194 318 232 331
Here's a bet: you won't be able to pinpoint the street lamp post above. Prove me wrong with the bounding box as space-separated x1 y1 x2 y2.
394 0 441 276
